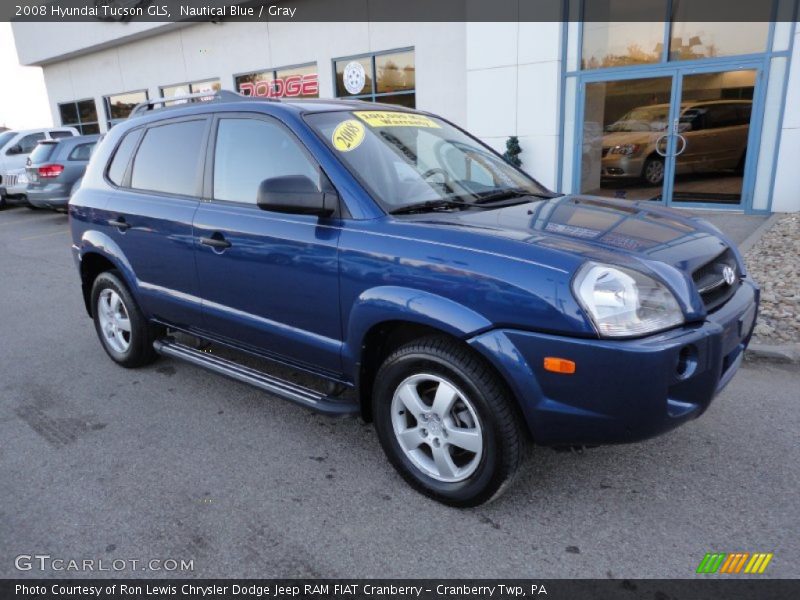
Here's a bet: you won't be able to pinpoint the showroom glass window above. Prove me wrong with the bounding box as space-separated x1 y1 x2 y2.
579 1 770 69
213 118 319 203
58 99 100 135
235 63 319 99
334 49 415 107
130 120 207 196
104 90 148 128
160 79 222 104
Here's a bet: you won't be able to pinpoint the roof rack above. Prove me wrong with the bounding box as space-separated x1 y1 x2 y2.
128 89 251 118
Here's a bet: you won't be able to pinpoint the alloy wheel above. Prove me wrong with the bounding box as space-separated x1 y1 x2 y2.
390 373 484 483
97 288 132 354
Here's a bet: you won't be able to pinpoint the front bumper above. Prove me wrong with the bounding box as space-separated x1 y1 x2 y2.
601 154 646 178
469 279 758 446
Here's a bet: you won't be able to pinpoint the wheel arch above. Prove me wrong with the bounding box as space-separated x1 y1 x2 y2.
77 231 138 317
344 286 516 424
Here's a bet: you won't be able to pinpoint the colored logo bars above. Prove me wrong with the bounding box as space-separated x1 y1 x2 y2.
696 552 774 574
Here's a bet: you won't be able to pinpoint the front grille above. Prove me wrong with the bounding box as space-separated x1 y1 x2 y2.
692 247 739 312
3 174 16 186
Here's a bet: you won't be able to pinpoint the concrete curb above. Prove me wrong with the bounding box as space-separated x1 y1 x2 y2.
745 343 800 364
738 212 783 255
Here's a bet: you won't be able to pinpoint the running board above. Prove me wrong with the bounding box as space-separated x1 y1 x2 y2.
153 339 359 417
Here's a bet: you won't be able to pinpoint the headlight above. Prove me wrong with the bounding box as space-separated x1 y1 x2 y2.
573 262 684 337
608 144 641 156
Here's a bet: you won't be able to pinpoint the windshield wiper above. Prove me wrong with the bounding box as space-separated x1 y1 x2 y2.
473 188 556 205
389 199 478 215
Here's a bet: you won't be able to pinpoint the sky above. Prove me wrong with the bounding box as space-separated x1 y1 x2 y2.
0 22 52 130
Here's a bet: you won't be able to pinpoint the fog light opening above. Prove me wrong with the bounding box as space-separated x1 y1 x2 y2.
676 345 697 379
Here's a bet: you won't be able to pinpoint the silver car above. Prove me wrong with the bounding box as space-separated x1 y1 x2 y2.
601 100 751 186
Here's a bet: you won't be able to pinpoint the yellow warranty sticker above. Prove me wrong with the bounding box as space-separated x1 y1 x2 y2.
332 120 366 152
354 111 440 129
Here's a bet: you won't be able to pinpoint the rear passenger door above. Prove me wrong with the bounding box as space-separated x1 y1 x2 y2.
192 113 342 374
104 116 210 329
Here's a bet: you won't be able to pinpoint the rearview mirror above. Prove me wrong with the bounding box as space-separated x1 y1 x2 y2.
256 175 335 217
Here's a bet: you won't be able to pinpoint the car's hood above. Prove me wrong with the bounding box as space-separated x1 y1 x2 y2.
398 195 741 316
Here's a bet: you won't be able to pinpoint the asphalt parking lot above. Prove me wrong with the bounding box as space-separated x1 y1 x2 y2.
1 205 798 579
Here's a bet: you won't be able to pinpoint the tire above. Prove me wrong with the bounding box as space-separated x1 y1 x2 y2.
90 271 159 368
372 336 524 507
642 156 665 186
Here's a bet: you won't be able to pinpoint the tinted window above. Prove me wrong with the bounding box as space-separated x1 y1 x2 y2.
107 129 143 186
68 142 96 161
59 103 78 125
50 130 74 139
18 133 45 153
213 118 318 203
29 142 57 163
131 120 207 196
58 99 99 135
708 105 740 128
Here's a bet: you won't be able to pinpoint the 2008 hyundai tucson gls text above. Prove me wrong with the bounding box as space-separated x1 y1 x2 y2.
69 91 759 506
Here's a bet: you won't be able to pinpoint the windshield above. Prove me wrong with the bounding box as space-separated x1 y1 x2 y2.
0 131 15 149
605 106 670 132
305 110 549 212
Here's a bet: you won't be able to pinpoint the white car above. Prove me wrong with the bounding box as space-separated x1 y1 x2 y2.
0 127 78 207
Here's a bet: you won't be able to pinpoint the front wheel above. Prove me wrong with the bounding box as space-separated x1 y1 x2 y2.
91 271 159 368
373 336 524 507
642 156 665 186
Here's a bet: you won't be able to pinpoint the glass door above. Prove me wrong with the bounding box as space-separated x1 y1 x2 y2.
579 74 677 202
667 67 759 207
577 65 762 209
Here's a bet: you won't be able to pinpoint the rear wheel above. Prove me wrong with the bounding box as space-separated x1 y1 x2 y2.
90 271 159 368
372 336 523 506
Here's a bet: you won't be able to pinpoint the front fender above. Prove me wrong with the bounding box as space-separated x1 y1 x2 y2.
342 286 493 374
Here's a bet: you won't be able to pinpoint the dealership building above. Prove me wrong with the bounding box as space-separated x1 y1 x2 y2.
11 6 800 213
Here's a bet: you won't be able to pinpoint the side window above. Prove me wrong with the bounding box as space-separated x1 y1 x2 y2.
17 133 45 154
708 105 739 129
107 129 142 186
68 143 96 161
50 131 74 139
130 120 207 196
213 117 319 203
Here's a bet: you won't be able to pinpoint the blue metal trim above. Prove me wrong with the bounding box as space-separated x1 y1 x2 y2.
663 0 674 62
766 20 798 212
556 14 570 192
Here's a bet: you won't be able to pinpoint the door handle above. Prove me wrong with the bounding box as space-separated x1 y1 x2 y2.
199 234 232 250
108 217 130 231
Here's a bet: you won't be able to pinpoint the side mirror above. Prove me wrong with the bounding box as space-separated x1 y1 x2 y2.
256 175 335 217
6 144 23 155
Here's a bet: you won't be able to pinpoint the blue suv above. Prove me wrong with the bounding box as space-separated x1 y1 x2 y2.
69 91 758 506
